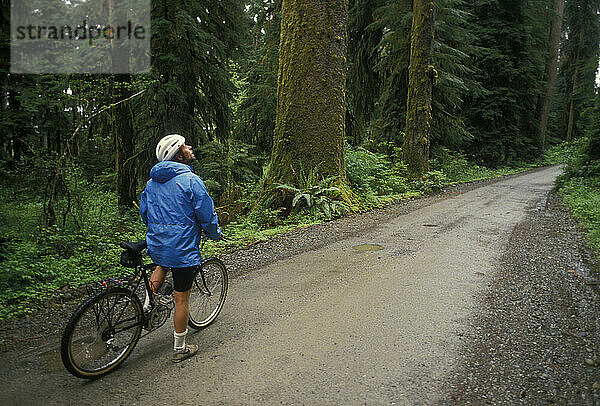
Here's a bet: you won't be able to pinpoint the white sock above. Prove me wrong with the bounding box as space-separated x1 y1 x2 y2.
143 290 151 312
174 329 188 352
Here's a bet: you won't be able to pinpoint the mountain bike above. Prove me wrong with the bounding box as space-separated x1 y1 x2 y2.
60 238 228 379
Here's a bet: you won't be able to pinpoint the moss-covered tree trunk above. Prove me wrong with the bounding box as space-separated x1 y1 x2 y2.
403 0 435 178
566 63 579 143
564 28 585 143
113 75 137 210
110 0 136 209
537 0 565 150
262 0 348 201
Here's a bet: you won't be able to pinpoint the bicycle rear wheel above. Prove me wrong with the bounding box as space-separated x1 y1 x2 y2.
188 258 228 330
61 287 143 379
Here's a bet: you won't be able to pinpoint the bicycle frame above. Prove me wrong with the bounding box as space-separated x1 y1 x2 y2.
87 263 156 337
89 240 215 336
90 291 140 338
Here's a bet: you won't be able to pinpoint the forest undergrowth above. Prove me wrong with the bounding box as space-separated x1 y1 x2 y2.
557 136 600 256
0 143 578 321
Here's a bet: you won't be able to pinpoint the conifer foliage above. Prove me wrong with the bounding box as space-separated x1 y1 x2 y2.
144 0 246 167
558 0 600 143
462 0 549 167
234 0 281 154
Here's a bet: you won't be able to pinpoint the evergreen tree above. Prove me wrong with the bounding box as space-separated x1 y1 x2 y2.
0 0 8 161
110 1 137 209
367 0 480 159
403 0 435 177
262 0 350 204
234 0 280 154
142 0 246 172
581 95 600 165
463 0 550 167
431 0 482 150
112 75 137 209
369 0 412 156
347 0 384 146
559 0 600 142
536 0 565 150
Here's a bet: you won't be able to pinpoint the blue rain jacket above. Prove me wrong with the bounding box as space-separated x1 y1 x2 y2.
140 161 221 268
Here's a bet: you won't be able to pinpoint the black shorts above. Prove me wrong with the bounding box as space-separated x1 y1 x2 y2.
171 265 199 292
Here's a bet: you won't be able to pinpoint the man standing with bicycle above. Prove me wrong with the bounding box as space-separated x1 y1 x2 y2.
140 134 222 363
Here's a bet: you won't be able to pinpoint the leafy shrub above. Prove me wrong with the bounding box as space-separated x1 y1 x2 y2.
556 114 600 255
195 140 265 205
431 147 523 184
538 141 575 166
0 163 145 320
411 170 448 193
431 148 494 183
345 146 408 197
277 184 348 221
557 137 597 184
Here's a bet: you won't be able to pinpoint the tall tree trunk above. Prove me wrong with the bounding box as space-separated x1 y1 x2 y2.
262 0 348 201
566 63 579 143
7 86 25 162
566 28 585 143
7 89 17 160
110 0 137 209
113 75 137 209
403 0 435 178
537 0 565 150
560 86 569 140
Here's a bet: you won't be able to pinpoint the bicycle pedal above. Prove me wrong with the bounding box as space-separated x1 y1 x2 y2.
159 281 174 296
158 295 174 306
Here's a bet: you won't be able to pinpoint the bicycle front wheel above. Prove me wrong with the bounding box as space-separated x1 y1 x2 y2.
61 287 143 379
188 258 228 330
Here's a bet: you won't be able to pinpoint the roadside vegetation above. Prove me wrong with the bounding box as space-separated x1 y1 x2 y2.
557 100 600 256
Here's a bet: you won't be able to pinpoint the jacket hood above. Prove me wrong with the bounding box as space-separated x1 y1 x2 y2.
150 161 192 183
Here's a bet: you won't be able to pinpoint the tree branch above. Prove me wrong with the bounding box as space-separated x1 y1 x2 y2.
45 88 147 227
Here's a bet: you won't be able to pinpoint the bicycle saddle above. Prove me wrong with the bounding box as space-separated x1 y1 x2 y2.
119 240 147 253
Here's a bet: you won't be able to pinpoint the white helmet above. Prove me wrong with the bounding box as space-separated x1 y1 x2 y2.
156 134 185 162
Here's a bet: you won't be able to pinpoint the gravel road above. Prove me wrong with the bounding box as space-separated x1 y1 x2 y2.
441 186 600 405
1 165 599 405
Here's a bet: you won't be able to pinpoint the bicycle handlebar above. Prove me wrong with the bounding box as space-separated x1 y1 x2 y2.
120 233 224 253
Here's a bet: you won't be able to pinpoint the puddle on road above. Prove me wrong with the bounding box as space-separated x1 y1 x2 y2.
352 244 384 252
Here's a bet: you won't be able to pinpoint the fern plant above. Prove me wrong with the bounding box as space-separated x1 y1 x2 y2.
275 167 349 220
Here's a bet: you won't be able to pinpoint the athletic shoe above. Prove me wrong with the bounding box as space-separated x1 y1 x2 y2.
172 344 198 363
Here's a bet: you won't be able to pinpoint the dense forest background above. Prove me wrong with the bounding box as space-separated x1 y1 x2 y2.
0 0 599 319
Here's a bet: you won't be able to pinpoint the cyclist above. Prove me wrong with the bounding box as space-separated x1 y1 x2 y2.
139 134 222 363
